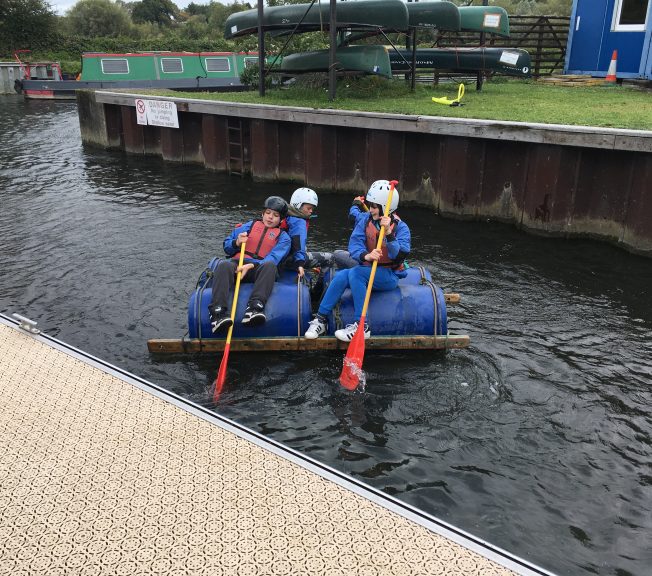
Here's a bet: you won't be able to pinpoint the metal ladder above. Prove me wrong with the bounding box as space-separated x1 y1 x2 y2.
227 118 244 176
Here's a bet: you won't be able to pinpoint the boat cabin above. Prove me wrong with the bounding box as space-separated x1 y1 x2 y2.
80 51 261 82
565 0 652 79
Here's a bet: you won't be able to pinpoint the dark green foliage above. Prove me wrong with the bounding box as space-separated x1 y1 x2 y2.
131 0 179 26
239 62 279 88
64 0 133 38
0 0 57 52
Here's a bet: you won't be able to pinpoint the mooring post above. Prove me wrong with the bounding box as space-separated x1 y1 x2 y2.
476 0 488 91
328 0 337 101
258 0 265 97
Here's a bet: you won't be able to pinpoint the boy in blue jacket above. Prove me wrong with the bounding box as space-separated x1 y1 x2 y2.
283 187 332 277
304 180 411 341
209 196 291 333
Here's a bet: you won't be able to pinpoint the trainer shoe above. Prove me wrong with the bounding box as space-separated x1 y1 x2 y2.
334 322 370 342
210 307 233 334
304 315 327 339
241 301 266 326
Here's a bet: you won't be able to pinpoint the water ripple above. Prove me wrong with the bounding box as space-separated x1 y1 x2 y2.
1 95 652 576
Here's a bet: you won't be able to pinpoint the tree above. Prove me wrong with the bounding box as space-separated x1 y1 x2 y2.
0 0 57 52
131 0 180 26
64 0 133 37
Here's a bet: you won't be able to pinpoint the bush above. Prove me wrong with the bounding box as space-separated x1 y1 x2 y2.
240 62 280 89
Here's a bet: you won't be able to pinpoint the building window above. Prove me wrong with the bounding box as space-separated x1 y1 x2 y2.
161 58 183 73
613 0 649 31
205 58 230 72
100 59 129 74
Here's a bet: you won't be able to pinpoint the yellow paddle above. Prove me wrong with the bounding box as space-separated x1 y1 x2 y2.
339 180 397 390
213 241 246 402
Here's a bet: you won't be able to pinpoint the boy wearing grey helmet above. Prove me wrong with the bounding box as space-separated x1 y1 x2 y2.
209 196 291 332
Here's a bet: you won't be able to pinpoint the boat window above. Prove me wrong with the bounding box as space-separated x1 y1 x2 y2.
100 59 129 74
205 58 230 72
613 0 649 31
161 58 183 73
244 58 258 68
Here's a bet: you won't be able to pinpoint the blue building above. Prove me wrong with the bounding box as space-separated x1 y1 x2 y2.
565 0 652 80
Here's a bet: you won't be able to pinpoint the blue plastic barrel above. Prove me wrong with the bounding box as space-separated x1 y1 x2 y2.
323 266 448 336
188 258 312 338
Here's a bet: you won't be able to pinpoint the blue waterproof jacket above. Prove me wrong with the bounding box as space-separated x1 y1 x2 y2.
284 214 309 269
223 220 291 265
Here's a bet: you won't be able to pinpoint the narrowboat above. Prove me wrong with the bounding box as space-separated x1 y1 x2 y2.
15 51 261 100
147 260 469 354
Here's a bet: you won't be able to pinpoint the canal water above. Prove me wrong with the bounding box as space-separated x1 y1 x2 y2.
1 96 650 576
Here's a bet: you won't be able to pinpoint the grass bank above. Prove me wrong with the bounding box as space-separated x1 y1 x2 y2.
156 77 652 131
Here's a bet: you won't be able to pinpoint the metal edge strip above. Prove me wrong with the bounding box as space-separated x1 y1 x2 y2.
0 312 556 576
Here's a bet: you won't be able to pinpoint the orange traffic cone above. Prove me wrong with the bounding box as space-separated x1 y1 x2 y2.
605 50 618 84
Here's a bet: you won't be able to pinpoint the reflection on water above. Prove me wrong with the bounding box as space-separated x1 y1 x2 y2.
1 95 651 576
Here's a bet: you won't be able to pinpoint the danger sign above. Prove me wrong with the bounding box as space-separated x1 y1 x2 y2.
135 98 179 129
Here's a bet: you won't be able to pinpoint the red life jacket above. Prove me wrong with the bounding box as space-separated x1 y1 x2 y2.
233 220 282 260
365 215 403 269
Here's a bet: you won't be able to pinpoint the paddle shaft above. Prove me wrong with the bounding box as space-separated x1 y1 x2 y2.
214 241 247 400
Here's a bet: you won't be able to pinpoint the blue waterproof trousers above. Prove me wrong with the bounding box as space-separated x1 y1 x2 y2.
317 265 398 320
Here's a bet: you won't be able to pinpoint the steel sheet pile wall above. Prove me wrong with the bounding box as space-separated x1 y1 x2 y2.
78 90 652 256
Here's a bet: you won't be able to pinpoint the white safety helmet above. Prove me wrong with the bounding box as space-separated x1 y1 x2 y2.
366 180 399 215
290 187 318 210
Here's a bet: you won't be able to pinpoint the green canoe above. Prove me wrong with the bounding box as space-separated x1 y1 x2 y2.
225 0 409 39
389 47 530 77
458 6 510 37
406 1 460 31
279 45 392 78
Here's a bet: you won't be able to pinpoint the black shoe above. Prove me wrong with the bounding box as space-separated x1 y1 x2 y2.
241 301 266 326
210 307 233 334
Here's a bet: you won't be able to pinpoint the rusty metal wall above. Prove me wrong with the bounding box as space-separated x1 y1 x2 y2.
82 94 652 256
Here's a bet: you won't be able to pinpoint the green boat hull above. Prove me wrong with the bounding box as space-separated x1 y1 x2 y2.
389 47 530 77
225 0 409 39
279 45 392 78
406 1 460 31
458 6 510 37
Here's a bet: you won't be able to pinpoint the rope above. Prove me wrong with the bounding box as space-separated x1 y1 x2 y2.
296 274 301 339
418 266 439 337
195 268 213 345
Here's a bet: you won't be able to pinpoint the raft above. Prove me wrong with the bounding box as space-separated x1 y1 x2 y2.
148 259 469 353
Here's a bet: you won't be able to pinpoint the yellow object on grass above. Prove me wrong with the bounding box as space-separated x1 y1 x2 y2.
432 83 465 106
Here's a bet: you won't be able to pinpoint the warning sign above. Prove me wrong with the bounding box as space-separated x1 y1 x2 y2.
134 98 179 128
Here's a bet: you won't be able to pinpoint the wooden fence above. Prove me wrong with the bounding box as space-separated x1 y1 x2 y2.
431 15 570 77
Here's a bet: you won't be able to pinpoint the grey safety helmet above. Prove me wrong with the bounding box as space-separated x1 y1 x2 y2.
290 187 318 210
264 196 288 218
366 180 399 215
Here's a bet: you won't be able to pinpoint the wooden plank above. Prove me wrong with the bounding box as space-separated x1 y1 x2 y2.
147 334 470 354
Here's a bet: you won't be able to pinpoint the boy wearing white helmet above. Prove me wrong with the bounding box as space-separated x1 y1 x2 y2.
305 180 411 341
282 187 332 277
209 196 291 332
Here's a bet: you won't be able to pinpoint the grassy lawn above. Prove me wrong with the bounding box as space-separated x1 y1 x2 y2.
149 77 652 131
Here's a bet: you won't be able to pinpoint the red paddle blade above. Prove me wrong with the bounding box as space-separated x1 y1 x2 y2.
213 343 230 402
339 324 367 390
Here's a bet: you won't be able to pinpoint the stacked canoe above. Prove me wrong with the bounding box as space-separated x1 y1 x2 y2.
223 1 529 78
